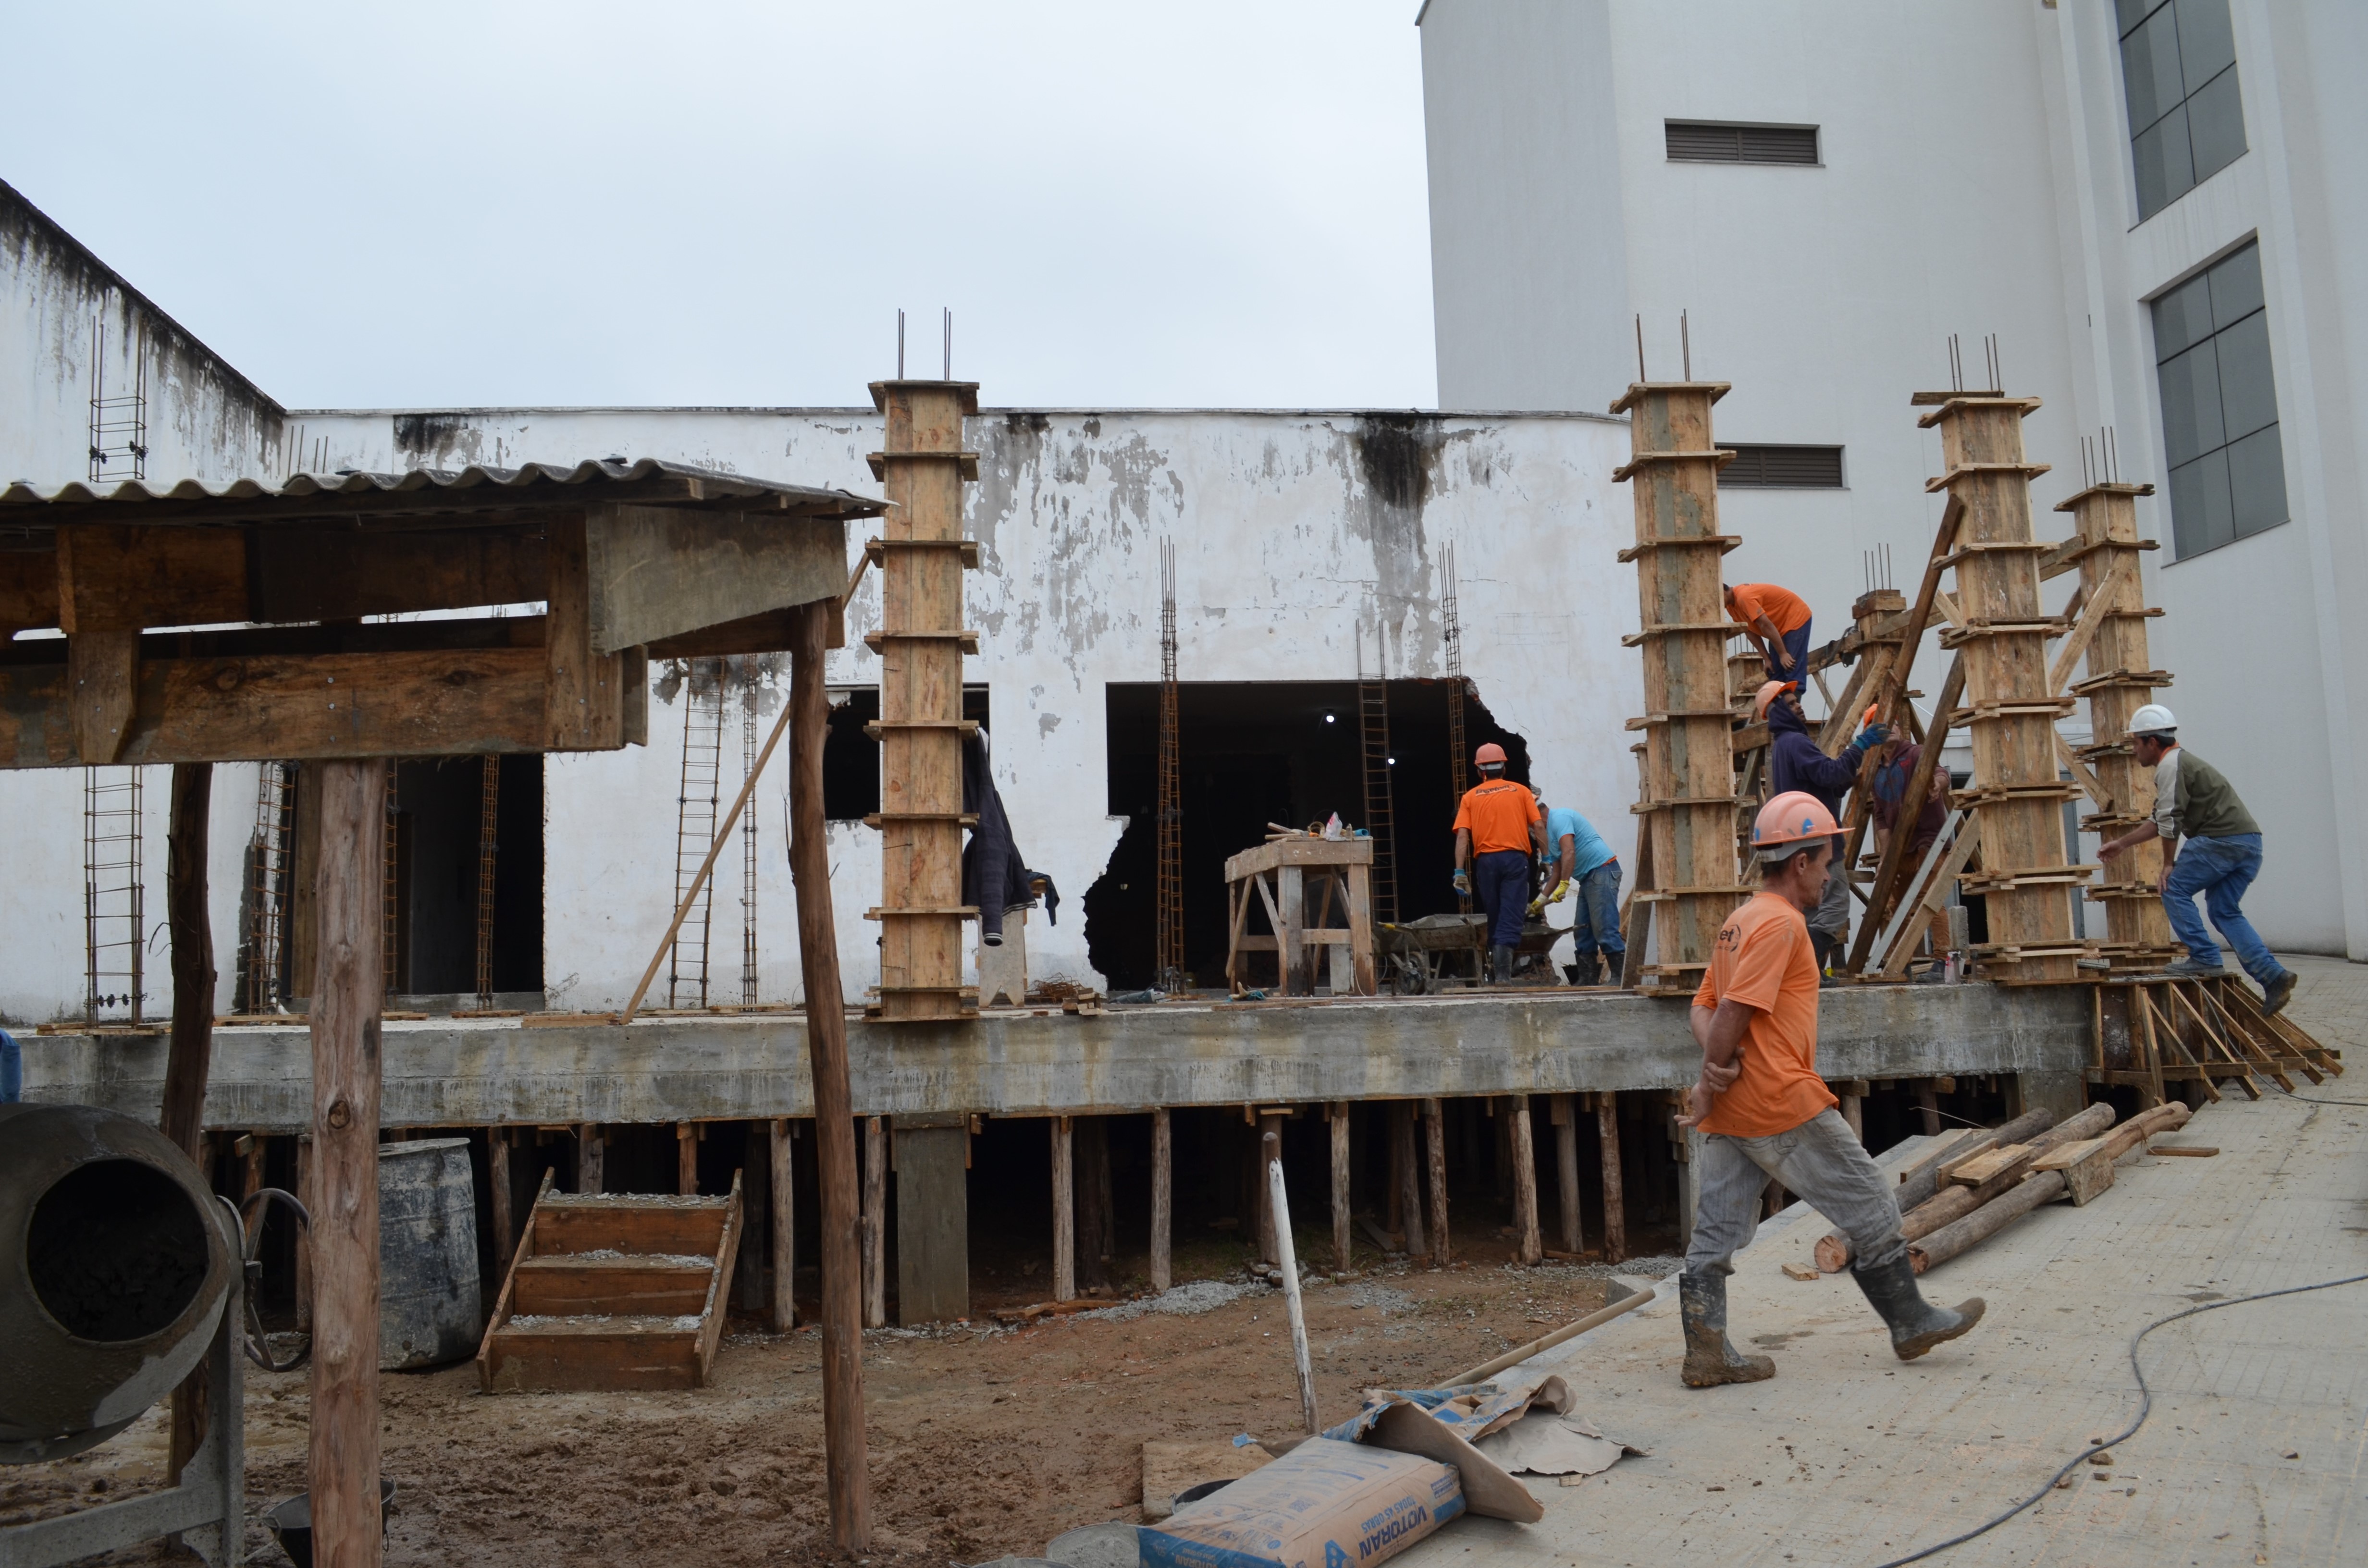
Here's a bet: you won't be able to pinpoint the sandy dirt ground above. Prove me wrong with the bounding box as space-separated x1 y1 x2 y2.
0 1250 1663 1566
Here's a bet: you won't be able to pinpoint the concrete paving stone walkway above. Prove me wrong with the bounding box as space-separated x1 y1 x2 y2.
1406 955 2368 1568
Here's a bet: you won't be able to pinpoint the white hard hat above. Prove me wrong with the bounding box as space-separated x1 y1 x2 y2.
2128 703 2177 737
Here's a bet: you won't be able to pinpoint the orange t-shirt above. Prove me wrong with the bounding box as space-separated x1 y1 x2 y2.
1690 891 1838 1137
1453 778 1542 855
1727 583 1812 636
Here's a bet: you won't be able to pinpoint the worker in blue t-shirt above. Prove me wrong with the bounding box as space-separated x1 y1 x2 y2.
1531 792 1624 985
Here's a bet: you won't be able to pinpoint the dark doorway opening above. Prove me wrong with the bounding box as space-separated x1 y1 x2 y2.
1090 680 1529 990
386 755 543 998
821 685 994 821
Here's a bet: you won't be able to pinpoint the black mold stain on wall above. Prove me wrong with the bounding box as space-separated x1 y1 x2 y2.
1351 414 1444 516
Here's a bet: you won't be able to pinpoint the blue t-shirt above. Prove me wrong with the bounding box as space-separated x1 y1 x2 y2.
1542 808 1614 880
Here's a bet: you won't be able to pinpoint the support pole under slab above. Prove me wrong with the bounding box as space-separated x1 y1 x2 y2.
1050 1115 1075 1303
1149 1108 1172 1294
1596 1092 1626 1264
1422 1098 1449 1268
862 1116 887 1328
769 1118 796 1331
1552 1094 1581 1257
578 1123 604 1194
1330 1101 1352 1273
1391 1103 1425 1257
161 761 214 1492
1508 1095 1542 1265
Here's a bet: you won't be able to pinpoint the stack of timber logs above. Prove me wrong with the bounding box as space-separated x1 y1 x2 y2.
2050 480 2179 968
1613 379 1748 994
1921 393 2086 982
867 379 982 1021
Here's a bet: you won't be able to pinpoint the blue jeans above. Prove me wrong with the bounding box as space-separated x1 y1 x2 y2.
1767 623 1812 685
1568 858 1625 972
0 1028 19 1102
2163 833 2288 986
1473 850 1530 949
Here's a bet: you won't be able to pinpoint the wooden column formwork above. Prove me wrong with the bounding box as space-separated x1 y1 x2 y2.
1612 381 1747 994
867 380 981 1022
1922 396 2084 982
2052 482 2178 967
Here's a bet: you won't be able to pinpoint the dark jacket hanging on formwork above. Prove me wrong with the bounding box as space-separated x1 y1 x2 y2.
962 730 1056 943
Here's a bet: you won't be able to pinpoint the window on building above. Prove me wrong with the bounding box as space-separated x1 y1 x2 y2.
2118 0 2245 220
2153 242 2286 559
1718 445 1845 489
1664 121 1819 166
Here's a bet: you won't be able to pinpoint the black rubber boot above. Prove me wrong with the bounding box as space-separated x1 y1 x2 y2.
1678 1270 1775 1387
1851 1254 1986 1360
1491 943 1516 984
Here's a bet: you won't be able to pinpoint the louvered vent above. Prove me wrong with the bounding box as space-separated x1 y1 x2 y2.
1719 445 1845 489
1665 121 1820 165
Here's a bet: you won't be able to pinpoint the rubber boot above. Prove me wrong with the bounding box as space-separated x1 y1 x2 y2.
1851 1253 1986 1361
1678 1270 1775 1387
1810 929 1839 988
1491 943 1517 985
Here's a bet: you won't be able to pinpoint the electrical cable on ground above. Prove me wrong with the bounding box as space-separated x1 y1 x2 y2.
1870 1265 2367 1565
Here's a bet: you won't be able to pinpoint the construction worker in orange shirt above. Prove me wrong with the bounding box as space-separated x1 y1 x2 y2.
1451 741 1546 984
1725 582 1813 682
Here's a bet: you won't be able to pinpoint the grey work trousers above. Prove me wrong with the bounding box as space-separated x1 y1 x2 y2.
1685 1107 1905 1275
1809 843 1850 940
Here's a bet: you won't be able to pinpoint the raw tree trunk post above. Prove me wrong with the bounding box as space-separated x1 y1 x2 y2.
308 757 386 1568
1553 1095 1582 1256
1596 1092 1627 1264
1422 1097 1450 1268
678 1121 700 1196
769 1118 796 1331
1330 1100 1353 1273
578 1124 604 1194
162 762 215 1491
1050 1115 1076 1303
1257 1111 1286 1264
1839 1082 1867 1144
788 599 870 1551
1077 1116 1113 1290
295 1134 314 1333
862 1116 887 1328
1149 1108 1173 1294
1383 1104 1405 1242
1914 1081 1942 1138
487 1131 514 1273
1508 1096 1542 1265
1392 1103 1425 1256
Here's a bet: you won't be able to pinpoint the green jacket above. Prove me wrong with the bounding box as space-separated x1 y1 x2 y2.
2153 747 2259 841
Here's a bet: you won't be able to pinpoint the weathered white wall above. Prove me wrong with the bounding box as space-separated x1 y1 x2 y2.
287 404 1639 1009
1418 0 2368 955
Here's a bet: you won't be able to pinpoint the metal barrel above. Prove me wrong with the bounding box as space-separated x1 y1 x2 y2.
378 1138 481 1369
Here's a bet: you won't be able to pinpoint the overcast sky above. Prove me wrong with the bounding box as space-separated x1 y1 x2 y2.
4 1 1438 412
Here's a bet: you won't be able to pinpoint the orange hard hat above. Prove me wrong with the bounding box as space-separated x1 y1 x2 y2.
1474 742 1507 767
1751 680 1797 723
1752 791 1840 858
1862 702 1881 729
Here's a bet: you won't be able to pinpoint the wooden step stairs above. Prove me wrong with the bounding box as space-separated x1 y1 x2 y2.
477 1171 744 1392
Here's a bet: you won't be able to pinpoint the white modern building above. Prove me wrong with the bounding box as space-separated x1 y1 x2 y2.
1419 0 2368 957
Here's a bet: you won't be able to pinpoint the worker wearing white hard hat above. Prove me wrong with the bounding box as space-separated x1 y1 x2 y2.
2098 705 2296 1015
1671 792 1984 1390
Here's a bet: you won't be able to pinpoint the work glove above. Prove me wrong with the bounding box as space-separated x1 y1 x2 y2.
1854 721 1891 750
1452 869 1470 896
1548 878 1572 905
1526 894 1546 919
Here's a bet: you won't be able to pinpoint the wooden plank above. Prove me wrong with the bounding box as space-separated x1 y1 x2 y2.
578 1124 604 1194
585 503 845 653
1597 1092 1626 1262
1222 836 1375 881
307 758 387 1567
696 1174 744 1385
1852 654 1966 973
543 511 626 751
768 1118 795 1331
67 628 139 764
1879 816 1982 978
1050 1115 1075 1303
532 1201 727 1258
0 545 59 630
481 1326 703 1393
1330 1101 1353 1271
250 524 545 625
56 522 246 631
509 1257 715 1316
861 1116 887 1328
1149 1107 1172 1294
1943 1143 2034 1188
490 1130 516 1273
2048 556 2132 695
1423 1097 1451 1268
1508 1095 1542 1265
1345 864 1377 995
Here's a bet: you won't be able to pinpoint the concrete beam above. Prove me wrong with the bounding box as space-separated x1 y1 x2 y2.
20 984 2091 1133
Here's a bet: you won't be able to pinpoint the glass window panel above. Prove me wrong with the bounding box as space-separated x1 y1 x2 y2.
2131 105 2194 221
2176 0 2238 93
2185 67 2247 186
2214 311 2279 442
2157 339 2225 466
2153 272 2217 362
2208 242 2264 329
2118 0 2167 36
2226 424 2290 539
2121 6 2188 132
2169 450 2235 558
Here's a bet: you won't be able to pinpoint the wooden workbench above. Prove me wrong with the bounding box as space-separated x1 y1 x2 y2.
1222 837 1376 997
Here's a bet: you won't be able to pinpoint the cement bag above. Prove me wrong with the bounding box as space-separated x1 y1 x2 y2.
1140 1436 1462 1568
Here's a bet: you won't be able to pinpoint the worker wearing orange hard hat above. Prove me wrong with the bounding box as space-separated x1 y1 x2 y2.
1452 741 1545 984
1726 582 1813 682
1672 791 1985 1389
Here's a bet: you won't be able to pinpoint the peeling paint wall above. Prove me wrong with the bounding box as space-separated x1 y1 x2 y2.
277 404 1641 1009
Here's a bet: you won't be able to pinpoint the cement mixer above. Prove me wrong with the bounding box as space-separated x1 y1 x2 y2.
0 1102 295 1567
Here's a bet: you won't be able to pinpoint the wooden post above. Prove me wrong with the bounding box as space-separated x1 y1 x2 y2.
1422 1098 1450 1267
788 599 870 1550
1508 1095 1542 1265
869 377 979 1022
677 1121 700 1196
862 1116 887 1328
487 1130 514 1272
1257 1111 1285 1262
1914 1081 1942 1138
1596 1092 1626 1263
295 1134 314 1334
2053 480 2174 965
1611 378 1746 994
1330 1101 1352 1272
1149 1108 1173 1294
1050 1115 1075 1303
1840 1081 1869 1143
160 761 215 1489
1552 1095 1581 1256
578 1124 604 1194
1077 1116 1113 1290
308 757 386 1568
1391 1103 1425 1256
769 1118 796 1331
1923 392 2080 981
